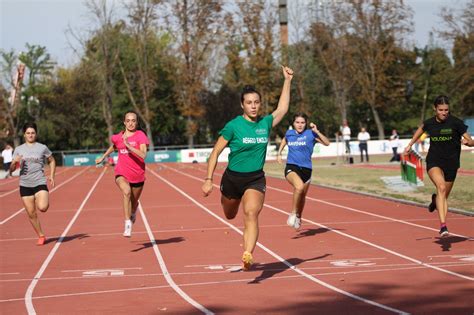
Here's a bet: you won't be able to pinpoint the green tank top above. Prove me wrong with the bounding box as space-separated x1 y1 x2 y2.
220 115 273 172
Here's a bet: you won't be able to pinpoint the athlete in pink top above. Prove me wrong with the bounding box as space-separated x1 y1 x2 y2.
96 111 149 237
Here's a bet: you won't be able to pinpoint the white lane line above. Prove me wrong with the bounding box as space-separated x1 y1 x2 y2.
24 167 106 315
167 166 473 282
267 185 473 239
149 168 408 315
0 167 91 225
138 201 214 315
61 267 143 273
189 165 473 239
3 262 473 285
0 168 72 198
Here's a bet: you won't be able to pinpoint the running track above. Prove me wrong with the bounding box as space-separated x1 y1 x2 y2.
0 165 472 314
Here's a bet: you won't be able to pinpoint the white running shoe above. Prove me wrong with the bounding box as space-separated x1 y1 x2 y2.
293 217 301 230
123 220 132 237
287 213 297 227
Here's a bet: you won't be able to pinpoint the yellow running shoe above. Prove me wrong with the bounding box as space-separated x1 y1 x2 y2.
242 251 253 271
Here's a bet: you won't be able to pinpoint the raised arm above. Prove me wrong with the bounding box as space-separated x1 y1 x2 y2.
271 66 294 127
310 123 330 146
277 137 287 164
404 126 425 154
202 136 229 196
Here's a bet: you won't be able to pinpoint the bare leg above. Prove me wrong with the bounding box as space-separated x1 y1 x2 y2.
241 189 264 254
130 185 145 216
35 190 50 213
221 195 241 220
286 172 306 217
22 196 44 237
428 167 449 224
115 177 132 220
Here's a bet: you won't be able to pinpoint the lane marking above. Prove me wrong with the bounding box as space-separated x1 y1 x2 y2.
190 165 473 239
139 201 214 315
167 166 474 282
149 168 408 315
61 267 142 273
2 262 473 285
0 168 72 198
0 167 91 225
24 167 106 315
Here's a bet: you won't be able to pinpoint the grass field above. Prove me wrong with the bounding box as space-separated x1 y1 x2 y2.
264 151 474 213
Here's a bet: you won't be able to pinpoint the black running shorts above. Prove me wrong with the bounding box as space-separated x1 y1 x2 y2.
20 185 49 197
284 164 312 183
426 164 458 182
220 168 266 199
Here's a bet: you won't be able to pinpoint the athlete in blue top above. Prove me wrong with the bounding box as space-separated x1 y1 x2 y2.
277 113 330 230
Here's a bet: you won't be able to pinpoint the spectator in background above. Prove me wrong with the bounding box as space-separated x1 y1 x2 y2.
389 129 400 162
2 144 14 176
357 127 370 162
341 120 351 154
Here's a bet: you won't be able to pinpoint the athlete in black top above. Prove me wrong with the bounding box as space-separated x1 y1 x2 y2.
404 95 473 237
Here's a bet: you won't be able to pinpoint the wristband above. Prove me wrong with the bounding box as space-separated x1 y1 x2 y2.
204 178 213 181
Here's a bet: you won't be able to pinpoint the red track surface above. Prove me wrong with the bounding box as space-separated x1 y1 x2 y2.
1 164 472 314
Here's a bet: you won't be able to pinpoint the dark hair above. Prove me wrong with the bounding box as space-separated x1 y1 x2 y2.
292 112 308 129
22 122 37 133
240 85 261 103
123 110 143 131
434 95 449 107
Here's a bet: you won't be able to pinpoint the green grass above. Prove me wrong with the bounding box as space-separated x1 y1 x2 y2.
264 152 474 212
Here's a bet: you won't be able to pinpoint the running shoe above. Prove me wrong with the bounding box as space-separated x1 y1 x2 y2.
293 217 302 230
123 220 132 237
287 213 297 227
428 194 437 213
439 226 449 237
130 212 136 224
241 251 253 271
37 236 46 246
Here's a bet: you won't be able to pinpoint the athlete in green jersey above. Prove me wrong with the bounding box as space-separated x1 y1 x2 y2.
202 65 294 270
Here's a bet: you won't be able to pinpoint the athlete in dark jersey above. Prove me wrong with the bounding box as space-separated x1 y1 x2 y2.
202 66 294 271
404 95 473 236
277 113 330 230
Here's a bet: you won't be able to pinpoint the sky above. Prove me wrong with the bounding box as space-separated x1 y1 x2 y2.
0 0 469 67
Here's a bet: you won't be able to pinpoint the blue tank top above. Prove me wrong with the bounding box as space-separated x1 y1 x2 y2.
285 129 318 169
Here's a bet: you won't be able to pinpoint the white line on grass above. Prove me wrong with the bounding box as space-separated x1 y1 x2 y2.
138 201 214 315
24 167 106 315
149 168 408 315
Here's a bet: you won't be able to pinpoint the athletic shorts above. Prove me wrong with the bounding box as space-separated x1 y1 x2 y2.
285 164 312 183
426 164 458 182
20 185 48 197
220 168 266 199
115 175 144 188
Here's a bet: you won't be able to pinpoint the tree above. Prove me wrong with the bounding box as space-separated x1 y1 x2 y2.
437 1 474 115
338 0 413 139
119 0 162 150
162 0 224 147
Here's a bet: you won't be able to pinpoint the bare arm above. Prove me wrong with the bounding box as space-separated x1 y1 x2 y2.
202 136 229 196
125 141 147 160
461 132 474 147
271 66 294 127
404 126 425 154
47 155 56 187
9 154 21 174
96 145 115 164
310 123 330 146
277 137 287 164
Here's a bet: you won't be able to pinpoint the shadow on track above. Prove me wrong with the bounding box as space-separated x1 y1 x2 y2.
248 254 331 284
131 237 185 252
